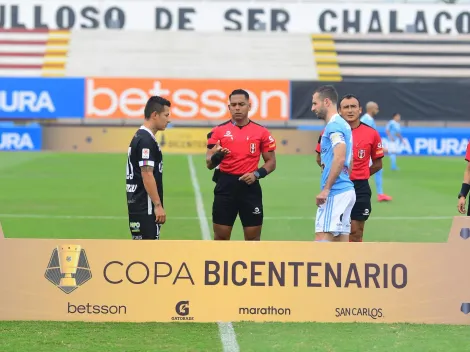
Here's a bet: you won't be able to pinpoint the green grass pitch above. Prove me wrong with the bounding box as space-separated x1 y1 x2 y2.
1 152 469 351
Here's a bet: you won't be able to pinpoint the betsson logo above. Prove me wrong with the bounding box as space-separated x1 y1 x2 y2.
85 78 289 120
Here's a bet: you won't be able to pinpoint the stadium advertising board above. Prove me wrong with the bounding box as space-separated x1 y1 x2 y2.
0 124 42 151
301 125 470 157
1 217 470 324
0 77 84 119
42 126 320 155
378 127 469 157
290 81 470 122
1 1 470 35
85 78 289 121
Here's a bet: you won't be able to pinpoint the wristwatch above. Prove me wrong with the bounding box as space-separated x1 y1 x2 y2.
253 171 260 179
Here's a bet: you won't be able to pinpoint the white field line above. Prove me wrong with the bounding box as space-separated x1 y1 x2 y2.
187 155 240 352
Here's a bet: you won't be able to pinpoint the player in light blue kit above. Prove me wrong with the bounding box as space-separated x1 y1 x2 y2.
386 113 404 171
312 85 356 243
360 101 392 202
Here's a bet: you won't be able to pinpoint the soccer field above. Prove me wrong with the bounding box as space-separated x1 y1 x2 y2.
0 152 468 351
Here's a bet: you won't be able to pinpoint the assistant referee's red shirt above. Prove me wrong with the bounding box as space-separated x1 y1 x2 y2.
316 122 384 180
465 142 470 161
207 120 276 175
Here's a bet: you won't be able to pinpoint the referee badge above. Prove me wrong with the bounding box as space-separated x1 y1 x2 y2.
250 143 256 154
358 149 366 159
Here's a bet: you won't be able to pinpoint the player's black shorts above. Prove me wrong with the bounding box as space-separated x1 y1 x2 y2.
212 172 263 227
128 213 162 240
351 180 372 221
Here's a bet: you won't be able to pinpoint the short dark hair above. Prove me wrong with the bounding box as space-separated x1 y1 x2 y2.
144 96 171 119
314 85 338 105
392 112 400 118
229 89 249 101
338 94 361 108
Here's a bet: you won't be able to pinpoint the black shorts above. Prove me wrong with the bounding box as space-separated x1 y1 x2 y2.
128 213 162 240
212 172 263 227
351 180 372 221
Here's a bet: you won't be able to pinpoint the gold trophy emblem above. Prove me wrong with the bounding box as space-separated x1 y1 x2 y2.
58 245 81 288
45 244 92 294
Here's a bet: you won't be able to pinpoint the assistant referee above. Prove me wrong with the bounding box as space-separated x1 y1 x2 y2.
206 89 277 241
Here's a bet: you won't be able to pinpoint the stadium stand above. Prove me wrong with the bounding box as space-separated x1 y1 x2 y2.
312 33 470 81
64 30 470 82
66 31 317 80
0 29 70 77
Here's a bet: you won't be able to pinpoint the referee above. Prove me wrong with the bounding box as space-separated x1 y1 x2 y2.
457 141 470 215
126 96 171 240
206 89 277 241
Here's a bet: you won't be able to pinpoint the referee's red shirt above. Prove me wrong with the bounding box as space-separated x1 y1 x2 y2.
316 122 384 180
207 120 276 175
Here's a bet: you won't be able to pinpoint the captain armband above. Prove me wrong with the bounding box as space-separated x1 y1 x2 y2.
329 132 345 147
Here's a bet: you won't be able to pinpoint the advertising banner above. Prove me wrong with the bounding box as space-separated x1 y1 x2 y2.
85 78 289 121
304 125 470 157
0 77 84 119
2 1 470 34
378 127 469 157
42 126 320 155
0 124 42 151
290 81 470 122
1 217 470 324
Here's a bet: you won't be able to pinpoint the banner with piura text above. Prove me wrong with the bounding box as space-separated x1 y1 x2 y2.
1 217 470 324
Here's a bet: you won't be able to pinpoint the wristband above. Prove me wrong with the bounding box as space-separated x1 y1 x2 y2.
255 167 268 179
210 151 225 166
459 183 470 199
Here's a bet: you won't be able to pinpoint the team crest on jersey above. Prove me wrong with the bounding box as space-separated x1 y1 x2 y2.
358 149 366 159
250 143 256 154
142 148 150 159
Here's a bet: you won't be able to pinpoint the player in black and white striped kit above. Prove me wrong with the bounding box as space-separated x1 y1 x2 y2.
126 96 171 240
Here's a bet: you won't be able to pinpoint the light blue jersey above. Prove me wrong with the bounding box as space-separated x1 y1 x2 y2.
386 120 401 140
319 114 354 196
360 113 376 129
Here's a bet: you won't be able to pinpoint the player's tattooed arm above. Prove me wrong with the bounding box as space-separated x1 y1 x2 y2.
141 165 154 172
141 165 162 209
